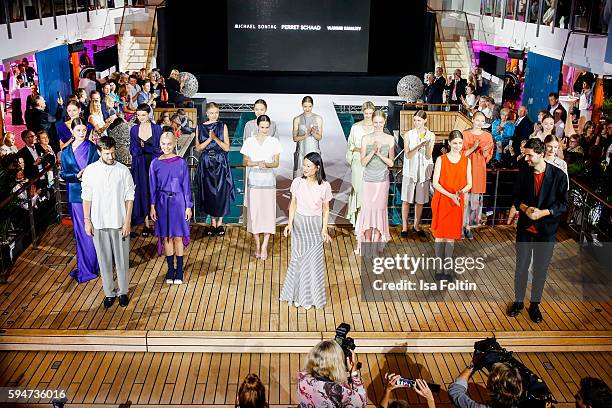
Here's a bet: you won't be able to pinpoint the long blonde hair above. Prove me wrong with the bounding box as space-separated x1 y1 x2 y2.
303 340 348 384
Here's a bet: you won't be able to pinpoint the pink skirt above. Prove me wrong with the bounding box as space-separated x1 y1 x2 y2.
358 180 390 243
247 188 276 234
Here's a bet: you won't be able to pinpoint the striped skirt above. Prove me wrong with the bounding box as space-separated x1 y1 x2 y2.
280 213 326 309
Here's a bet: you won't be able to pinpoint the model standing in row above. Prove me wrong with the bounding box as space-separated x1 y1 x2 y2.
280 152 332 310
241 115 283 260
149 132 193 284
56 100 85 150
195 102 235 236
358 111 394 254
431 130 472 279
130 104 163 236
461 111 493 239
401 110 435 238
293 96 323 179
346 101 375 233
60 118 100 283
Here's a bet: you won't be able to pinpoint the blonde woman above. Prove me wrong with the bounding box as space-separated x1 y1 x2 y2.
298 340 366 407
346 101 375 232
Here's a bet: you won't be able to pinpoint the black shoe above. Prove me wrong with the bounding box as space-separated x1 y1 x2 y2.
400 230 409 238
103 296 115 308
119 294 129 307
464 228 474 240
506 302 524 317
528 303 543 323
217 226 225 236
414 229 427 238
207 226 216 236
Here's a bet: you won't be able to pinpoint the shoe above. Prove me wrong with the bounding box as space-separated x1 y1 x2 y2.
118 294 129 307
103 296 115 308
528 303 543 323
303 304 312 310
141 227 151 237
174 279 183 285
217 226 225 236
207 227 216 236
400 230 409 238
464 228 474 240
414 228 427 238
506 302 524 317
294 301 300 307
165 278 174 284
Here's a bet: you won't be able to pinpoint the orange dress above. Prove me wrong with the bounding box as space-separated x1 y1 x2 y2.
462 130 493 194
431 154 468 239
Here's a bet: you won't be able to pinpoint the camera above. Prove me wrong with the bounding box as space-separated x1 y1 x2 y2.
473 337 556 408
334 323 360 370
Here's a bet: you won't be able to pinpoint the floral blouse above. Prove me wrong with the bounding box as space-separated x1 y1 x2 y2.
298 371 367 408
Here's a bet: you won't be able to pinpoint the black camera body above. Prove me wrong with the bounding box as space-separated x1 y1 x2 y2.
473 337 556 408
334 323 356 360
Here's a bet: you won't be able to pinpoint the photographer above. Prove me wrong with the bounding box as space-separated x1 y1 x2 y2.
298 340 367 407
575 377 611 408
379 373 435 408
449 362 522 408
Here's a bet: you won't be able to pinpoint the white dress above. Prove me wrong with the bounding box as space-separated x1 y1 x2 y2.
346 121 372 229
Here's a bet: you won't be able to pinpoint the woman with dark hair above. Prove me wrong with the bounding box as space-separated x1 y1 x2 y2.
130 103 163 234
243 99 278 139
236 373 268 408
280 152 332 310
358 111 395 254
240 115 282 260
292 96 323 178
195 102 235 236
56 100 85 150
432 130 472 279
60 118 100 283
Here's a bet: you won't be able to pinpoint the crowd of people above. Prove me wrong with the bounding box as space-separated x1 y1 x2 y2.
230 337 611 408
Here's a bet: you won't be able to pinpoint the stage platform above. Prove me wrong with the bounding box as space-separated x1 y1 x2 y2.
0 224 610 353
0 350 608 406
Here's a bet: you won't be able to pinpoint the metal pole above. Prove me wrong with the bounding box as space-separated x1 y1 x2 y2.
74 0 78 13
64 0 68 16
86 0 90 21
4 0 12 39
501 0 506 28
513 0 518 20
525 0 532 22
492 170 500 226
21 0 27 27
36 0 42 24
26 187 38 249
536 0 544 36
52 0 57 29
552 0 558 33
568 0 576 30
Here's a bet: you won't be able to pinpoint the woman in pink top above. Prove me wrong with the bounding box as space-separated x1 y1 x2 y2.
280 152 332 310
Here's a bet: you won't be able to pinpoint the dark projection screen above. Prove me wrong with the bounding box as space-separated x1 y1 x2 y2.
227 0 371 72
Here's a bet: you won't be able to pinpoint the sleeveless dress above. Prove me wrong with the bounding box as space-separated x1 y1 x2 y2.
431 154 468 240
293 113 321 178
346 122 371 229
130 123 163 225
195 121 235 217
358 144 391 245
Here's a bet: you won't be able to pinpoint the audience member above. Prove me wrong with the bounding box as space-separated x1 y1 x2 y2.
430 66 446 110
236 373 268 408
298 340 367 407
492 107 515 162
446 68 468 109
579 81 594 121
378 373 435 408
18 130 45 180
546 92 567 119
166 69 192 107
553 107 566 138
0 132 18 156
449 362 522 408
512 106 533 151
575 377 611 408
27 94 64 153
461 84 478 114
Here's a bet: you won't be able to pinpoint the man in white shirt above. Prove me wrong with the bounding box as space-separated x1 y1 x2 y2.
82 136 135 308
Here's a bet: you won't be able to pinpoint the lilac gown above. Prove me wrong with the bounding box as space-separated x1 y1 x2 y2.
149 156 192 256
60 140 100 283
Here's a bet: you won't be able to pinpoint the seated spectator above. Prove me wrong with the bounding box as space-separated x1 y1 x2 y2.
137 80 157 118
0 132 18 157
461 84 478 115
492 108 515 162
594 121 611 150
449 362 522 408
170 114 183 139
553 107 566 138
176 108 195 133
118 85 136 122
575 377 611 408
158 112 172 127
236 373 267 408
166 69 192 107
487 97 500 123
378 373 435 408
566 135 586 170
298 340 367 407
477 97 491 124
17 130 45 180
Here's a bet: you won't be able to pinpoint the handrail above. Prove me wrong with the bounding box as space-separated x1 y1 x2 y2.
570 177 612 211
0 162 55 210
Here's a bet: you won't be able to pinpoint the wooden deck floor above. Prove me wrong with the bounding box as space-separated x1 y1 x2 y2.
0 223 609 336
0 350 609 406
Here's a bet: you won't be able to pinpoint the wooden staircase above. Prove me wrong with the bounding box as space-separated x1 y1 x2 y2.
116 6 158 72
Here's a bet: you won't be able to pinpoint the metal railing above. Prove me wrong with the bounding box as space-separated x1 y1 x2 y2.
566 177 612 244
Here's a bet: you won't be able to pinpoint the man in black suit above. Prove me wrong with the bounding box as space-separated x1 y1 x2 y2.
512 105 533 147
507 138 568 323
17 130 46 181
446 69 468 110
546 92 567 120
430 66 446 110
422 72 436 106
28 94 64 153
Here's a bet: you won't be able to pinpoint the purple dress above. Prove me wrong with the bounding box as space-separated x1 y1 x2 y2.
56 121 94 145
60 140 100 283
149 156 193 255
130 123 163 225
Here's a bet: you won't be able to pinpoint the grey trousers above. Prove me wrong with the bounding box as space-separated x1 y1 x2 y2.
93 228 130 297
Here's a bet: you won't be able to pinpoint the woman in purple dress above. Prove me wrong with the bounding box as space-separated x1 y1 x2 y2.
195 102 235 236
130 103 163 235
60 118 100 282
149 132 193 284
56 100 83 150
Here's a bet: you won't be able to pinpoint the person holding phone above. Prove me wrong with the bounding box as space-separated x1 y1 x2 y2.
379 374 436 408
292 96 323 179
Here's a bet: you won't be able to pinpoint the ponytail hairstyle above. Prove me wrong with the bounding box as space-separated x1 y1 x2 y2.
302 152 327 185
